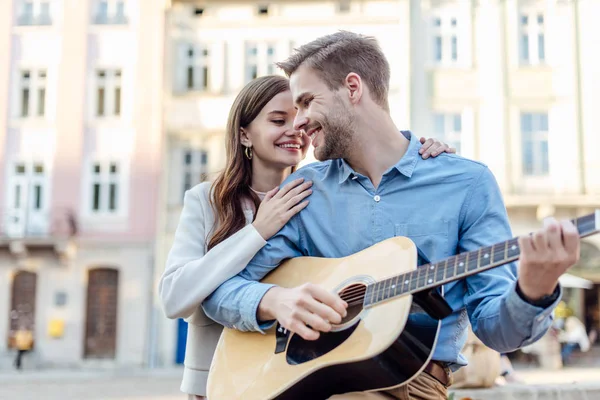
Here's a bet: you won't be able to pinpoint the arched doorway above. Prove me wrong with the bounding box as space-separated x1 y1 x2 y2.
8 271 37 348
84 268 119 359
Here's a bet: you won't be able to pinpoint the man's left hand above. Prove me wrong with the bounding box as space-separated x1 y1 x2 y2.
517 217 580 302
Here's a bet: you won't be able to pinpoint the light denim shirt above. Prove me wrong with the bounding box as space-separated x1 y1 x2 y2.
203 132 559 370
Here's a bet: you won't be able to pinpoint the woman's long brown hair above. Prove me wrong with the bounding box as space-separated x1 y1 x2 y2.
207 75 291 251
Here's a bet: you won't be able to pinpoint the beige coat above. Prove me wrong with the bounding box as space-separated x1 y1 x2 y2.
159 182 266 396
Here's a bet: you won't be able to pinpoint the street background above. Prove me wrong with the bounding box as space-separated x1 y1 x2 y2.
1 0 600 399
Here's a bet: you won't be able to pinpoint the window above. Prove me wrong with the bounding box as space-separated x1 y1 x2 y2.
17 1 52 26
19 69 47 118
521 113 549 176
433 113 462 154
337 1 351 13
245 43 259 82
95 69 122 118
182 149 209 199
519 9 545 65
90 161 122 213
267 44 277 75
184 45 210 92
7 161 49 237
431 14 459 65
245 42 279 83
257 5 269 16
94 0 128 25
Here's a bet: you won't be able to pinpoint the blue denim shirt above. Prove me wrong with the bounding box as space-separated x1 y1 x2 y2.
203 132 559 370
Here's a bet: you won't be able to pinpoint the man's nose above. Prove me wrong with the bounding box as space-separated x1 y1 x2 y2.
294 111 308 132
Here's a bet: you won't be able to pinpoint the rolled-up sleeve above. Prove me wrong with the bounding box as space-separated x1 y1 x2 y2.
459 167 560 352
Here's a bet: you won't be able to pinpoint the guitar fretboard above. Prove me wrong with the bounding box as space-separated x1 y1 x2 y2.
363 212 599 308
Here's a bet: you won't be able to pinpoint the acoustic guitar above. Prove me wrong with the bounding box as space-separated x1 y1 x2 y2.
208 211 599 399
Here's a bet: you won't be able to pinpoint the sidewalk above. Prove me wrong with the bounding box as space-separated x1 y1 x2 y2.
449 367 600 400
1 365 599 400
0 367 186 400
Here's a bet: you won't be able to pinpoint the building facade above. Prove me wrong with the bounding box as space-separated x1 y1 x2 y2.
0 0 166 368
155 0 600 367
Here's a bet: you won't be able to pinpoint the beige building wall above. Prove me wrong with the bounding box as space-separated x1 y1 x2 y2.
0 0 166 368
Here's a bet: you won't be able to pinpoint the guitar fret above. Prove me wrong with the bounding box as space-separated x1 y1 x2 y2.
386 277 393 300
405 273 411 291
490 244 496 264
435 261 445 283
456 254 466 276
420 265 427 286
467 250 478 272
425 263 434 285
409 270 418 291
480 246 491 267
453 256 458 278
416 266 424 288
504 241 508 261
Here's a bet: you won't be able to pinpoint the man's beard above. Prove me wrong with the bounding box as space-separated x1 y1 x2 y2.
314 99 356 161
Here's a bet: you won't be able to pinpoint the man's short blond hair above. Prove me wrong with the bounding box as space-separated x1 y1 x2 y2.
276 31 391 110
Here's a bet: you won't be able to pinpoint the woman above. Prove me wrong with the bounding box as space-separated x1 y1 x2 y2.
158 75 455 399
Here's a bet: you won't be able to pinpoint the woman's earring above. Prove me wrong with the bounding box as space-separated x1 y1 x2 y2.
244 146 253 160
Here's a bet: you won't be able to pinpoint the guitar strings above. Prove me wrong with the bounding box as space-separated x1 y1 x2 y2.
361 217 597 304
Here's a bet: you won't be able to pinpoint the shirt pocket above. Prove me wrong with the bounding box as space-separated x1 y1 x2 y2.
395 221 449 264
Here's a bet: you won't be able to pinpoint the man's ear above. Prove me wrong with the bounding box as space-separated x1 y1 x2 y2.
240 128 252 147
345 73 363 105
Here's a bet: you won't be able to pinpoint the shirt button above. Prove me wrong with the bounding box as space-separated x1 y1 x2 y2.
374 195 381 202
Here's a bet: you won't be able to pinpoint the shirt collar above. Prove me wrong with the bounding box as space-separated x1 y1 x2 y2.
337 131 419 184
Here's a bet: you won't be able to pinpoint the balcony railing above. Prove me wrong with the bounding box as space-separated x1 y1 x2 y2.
0 208 77 240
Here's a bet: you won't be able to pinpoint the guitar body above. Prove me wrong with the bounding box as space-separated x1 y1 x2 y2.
207 236 441 400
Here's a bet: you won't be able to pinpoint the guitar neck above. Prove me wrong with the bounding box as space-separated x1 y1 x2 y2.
363 210 600 308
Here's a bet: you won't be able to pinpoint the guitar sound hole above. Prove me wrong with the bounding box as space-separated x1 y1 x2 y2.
286 322 359 365
285 283 367 365
337 283 366 325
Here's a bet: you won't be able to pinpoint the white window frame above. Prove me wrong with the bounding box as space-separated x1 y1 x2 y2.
87 159 126 216
18 68 47 119
518 6 546 65
5 159 52 238
94 68 122 119
433 113 462 155
181 148 209 200
17 0 52 26
93 0 128 25
521 112 549 176
431 11 459 66
184 44 211 92
245 42 280 83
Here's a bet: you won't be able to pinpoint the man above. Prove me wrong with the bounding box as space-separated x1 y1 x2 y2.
203 31 580 399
